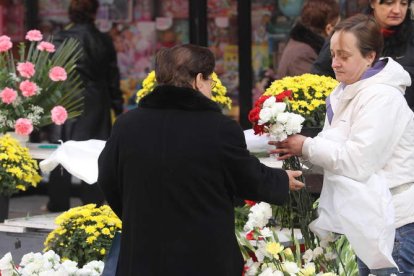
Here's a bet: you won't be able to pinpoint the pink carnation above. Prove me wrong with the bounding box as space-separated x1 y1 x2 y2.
37 41 55 53
0 35 12 52
0 87 17 104
49 66 67 81
25 30 43 41
17 62 36 78
51 106 68 125
19 80 38 97
14 118 33 136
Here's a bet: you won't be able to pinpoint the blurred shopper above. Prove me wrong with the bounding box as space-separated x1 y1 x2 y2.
45 0 123 212
312 0 414 110
275 0 340 79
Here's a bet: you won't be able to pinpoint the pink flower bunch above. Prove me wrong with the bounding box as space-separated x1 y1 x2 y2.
0 29 74 136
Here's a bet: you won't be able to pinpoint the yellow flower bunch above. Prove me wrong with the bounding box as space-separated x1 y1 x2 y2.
0 134 41 196
136 71 232 110
44 204 122 266
264 74 338 127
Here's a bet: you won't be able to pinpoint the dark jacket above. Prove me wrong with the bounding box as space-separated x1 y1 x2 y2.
98 85 290 276
276 23 325 79
311 21 414 110
52 23 123 141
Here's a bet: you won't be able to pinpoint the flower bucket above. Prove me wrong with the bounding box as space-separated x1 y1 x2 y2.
0 194 9 222
3 131 29 147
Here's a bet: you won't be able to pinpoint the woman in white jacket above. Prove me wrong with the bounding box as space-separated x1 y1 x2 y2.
272 14 414 276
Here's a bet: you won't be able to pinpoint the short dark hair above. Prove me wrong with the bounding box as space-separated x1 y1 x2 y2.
155 44 215 89
68 0 99 24
300 0 340 35
333 14 383 62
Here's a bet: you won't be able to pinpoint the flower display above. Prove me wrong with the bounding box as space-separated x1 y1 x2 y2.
0 250 104 276
44 204 122 266
136 71 232 110
235 201 359 276
263 74 338 128
0 29 84 135
0 134 41 197
248 92 305 141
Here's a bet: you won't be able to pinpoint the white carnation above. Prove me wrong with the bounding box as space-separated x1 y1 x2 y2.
263 96 276 108
259 107 273 125
0 253 14 271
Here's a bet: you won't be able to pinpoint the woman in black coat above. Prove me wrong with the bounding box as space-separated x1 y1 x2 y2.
311 0 414 110
98 44 304 276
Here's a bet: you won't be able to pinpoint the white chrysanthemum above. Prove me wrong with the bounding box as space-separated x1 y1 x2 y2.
61 260 78 274
244 202 272 231
260 227 273 238
0 252 14 271
302 249 314 263
263 96 276 108
283 261 300 274
82 260 104 274
259 107 273 125
313 247 324 257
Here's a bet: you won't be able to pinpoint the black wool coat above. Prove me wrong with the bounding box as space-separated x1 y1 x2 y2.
51 23 123 141
98 85 290 276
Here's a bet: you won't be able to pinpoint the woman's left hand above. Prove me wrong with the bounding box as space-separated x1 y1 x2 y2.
268 134 307 160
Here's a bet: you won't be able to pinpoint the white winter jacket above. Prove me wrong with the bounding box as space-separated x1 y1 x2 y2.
303 58 414 269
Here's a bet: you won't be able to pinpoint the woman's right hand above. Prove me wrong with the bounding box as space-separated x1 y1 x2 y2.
286 170 305 191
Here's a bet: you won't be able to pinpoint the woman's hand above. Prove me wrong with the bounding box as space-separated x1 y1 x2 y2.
268 134 307 160
286 170 305 191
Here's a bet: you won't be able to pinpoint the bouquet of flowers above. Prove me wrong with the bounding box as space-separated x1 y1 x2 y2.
0 250 104 276
235 201 358 276
0 29 84 136
136 71 232 110
44 204 122 266
0 133 41 197
263 74 338 128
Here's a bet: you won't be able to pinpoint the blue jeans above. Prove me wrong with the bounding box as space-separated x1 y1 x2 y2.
357 222 414 276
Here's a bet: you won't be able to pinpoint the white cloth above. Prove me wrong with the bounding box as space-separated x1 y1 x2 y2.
303 58 414 269
243 129 272 153
39 140 106 184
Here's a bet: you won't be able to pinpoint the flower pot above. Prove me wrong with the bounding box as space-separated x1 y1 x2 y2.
0 194 10 222
1 131 29 147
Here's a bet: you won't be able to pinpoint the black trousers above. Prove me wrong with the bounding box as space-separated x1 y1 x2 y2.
46 165 105 212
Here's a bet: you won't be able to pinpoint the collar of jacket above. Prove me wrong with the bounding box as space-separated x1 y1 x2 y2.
139 85 222 113
290 23 325 54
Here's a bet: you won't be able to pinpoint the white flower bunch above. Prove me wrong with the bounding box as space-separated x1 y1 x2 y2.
257 96 305 141
244 202 273 231
0 251 105 276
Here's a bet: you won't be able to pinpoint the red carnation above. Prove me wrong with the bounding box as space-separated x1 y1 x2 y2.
276 90 292 102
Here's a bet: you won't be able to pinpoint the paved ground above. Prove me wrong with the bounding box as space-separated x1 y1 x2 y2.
0 192 82 261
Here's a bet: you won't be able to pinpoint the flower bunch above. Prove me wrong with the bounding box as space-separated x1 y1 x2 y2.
44 204 122 266
0 29 84 135
0 133 41 197
236 202 358 276
0 250 104 276
248 92 305 141
136 71 232 110
263 74 338 127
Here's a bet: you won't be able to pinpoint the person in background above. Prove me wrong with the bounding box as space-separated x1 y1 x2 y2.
97 44 304 276
275 0 340 79
273 14 414 275
44 0 124 212
312 0 414 110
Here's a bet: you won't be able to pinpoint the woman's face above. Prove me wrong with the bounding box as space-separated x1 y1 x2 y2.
371 0 409 28
330 31 376 85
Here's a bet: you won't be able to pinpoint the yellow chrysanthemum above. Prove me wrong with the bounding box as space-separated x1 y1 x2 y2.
44 204 122 266
0 134 41 197
136 70 232 110
266 242 284 258
264 73 338 127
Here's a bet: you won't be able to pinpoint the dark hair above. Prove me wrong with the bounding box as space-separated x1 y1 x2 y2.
68 0 99 24
155 44 215 89
333 14 383 62
365 0 413 57
300 0 340 35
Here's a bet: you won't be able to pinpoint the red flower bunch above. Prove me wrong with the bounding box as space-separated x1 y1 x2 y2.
248 90 292 135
